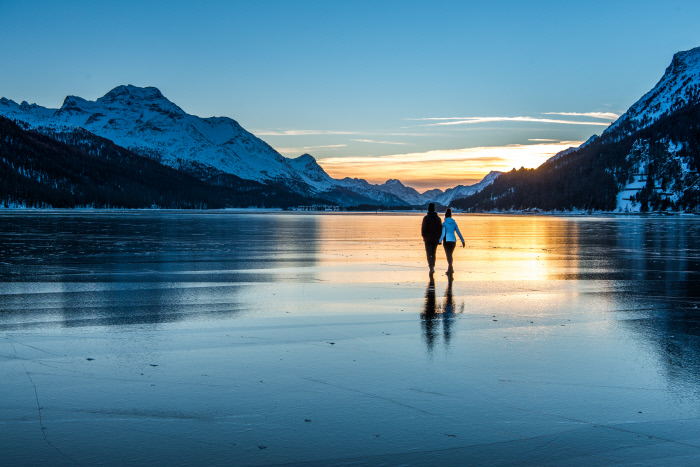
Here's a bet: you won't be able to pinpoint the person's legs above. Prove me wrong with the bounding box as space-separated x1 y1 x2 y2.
424 242 438 271
444 241 456 271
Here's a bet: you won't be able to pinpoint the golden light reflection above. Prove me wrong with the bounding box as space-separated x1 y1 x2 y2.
318 142 584 191
310 214 584 285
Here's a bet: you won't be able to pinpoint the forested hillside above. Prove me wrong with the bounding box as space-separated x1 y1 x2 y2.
0 117 326 209
451 103 700 212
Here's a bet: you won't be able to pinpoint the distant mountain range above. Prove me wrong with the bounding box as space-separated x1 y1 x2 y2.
4 46 698 211
0 85 499 207
452 45 700 213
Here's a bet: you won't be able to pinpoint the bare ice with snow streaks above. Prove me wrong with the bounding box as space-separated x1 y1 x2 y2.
1 211 700 465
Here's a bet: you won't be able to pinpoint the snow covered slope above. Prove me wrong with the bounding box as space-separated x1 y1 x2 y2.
1 85 312 189
605 46 700 137
288 154 337 191
333 178 412 206
615 138 698 213
432 171 502 205
377 179 442 205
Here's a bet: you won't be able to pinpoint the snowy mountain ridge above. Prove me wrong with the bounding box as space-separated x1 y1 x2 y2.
335 177 434 206
605 46 700 137
0 85 310 189
432 171 503 206
449 46 700 213
1 85 502 206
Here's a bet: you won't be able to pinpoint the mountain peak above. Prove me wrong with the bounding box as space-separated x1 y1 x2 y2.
483 171 503 182
294 153 317 163
100 85 166 103
288 153 335 188
605 46 700 136
60 95 90 112
670 45 700 73
383 179 404 187
91 85 186 120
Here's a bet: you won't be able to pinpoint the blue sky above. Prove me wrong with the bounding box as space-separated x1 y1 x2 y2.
1 0 699 189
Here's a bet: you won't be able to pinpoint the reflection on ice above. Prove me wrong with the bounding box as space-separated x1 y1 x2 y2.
2 211 700 465
421 276 463 354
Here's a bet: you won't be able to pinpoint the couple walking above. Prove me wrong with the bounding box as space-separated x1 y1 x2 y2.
421 203 464 275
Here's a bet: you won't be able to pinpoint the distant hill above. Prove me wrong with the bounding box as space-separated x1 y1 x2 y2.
451 46 700 213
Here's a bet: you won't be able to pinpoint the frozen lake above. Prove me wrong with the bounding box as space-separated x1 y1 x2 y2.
2 211 700 465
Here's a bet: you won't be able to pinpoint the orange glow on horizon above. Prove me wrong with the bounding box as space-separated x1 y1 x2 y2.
317 142 584 191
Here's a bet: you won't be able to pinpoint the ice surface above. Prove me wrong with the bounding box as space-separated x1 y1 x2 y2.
1 212 700 465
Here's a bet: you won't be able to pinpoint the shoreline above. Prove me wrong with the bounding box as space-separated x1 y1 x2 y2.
0 207 698 217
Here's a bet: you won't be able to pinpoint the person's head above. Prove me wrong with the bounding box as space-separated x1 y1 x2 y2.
445 208 452 218
428 203 435 212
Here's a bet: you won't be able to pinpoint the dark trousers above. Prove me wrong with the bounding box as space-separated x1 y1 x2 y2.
424 242 439 268
444 241 456 269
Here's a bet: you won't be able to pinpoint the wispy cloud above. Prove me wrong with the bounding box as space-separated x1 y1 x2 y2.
405 117 476 121
256 129 438 137
543 111 620 120
351 139 407 145
528 138 558 142
405 116 611 127
318 141 584 191
253 129 359 136
380 132 442 137
276 144 347 154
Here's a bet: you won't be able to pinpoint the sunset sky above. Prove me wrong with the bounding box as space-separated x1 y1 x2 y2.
2 1 699 191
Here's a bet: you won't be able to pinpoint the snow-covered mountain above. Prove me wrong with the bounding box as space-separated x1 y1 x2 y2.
271 152 442 205
285 153 408 204
1 85 505 207
450 46 700 213
432 171 502 205
376 179 437 205
284 152 502 206
334 178 440 206
605 45 700 137
288 153 337 191
288 154 500 206
0 85 312 189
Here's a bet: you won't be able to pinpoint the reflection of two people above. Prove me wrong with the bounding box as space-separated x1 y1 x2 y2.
420 275 462 353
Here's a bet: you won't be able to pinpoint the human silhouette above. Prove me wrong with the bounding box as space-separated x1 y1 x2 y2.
438 208 465 275
420 275 460 354
421 202 442 274
420 275 438 353
442 275 456 345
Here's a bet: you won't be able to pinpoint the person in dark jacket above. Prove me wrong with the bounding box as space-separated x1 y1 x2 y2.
421 203 442 274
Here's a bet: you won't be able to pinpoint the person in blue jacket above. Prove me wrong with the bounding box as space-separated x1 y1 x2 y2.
438 208 465 275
